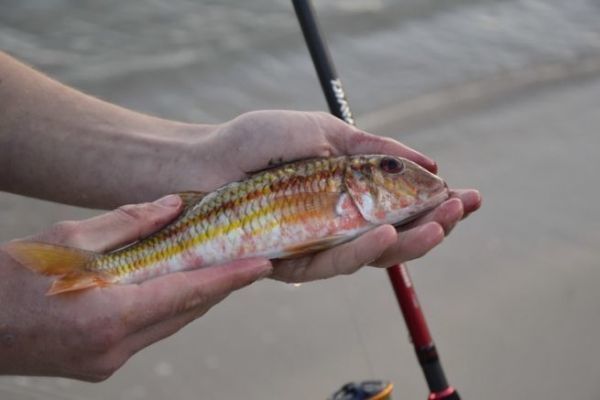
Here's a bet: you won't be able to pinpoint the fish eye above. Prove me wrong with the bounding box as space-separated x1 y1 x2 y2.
380 157 404 174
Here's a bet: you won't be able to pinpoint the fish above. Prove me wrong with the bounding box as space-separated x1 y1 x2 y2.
3 155 449 295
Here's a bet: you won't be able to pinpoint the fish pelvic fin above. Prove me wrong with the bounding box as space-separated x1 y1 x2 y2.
48 273 113 296
2 241 112 295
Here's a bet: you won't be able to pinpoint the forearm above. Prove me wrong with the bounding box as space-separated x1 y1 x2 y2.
0 51 213 209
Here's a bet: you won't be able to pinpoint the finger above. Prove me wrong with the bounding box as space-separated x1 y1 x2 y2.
29 195 183 251
67 195 183 252
373 222 445 267
403 198 464 235
120 297 223 356
450 189 482 217
271 225 398 282
119 258 272 333
329 127 438 173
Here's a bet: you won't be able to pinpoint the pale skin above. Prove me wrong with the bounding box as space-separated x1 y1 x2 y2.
0 52 481 381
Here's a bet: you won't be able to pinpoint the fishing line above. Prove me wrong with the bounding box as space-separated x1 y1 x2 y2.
338 278 376 378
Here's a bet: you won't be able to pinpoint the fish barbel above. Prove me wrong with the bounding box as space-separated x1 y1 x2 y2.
4 155 449 295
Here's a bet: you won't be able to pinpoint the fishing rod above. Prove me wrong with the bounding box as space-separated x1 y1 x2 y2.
291 1 460 399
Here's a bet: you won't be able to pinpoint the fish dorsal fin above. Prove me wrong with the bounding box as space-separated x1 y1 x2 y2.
244 156 323 176
177 191 208 211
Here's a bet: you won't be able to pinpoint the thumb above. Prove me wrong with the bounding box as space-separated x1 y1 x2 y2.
120 258 272 354
124 258 273 331
35 194 183 252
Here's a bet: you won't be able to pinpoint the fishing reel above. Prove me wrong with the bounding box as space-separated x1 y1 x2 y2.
328 380 393 400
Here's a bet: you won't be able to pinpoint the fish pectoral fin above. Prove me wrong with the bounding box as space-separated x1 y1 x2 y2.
279 235 348 259
2 240 110 296
48 272 113 296
177 191 209 211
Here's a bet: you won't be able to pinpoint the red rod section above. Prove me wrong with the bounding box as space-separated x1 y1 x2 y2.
387 264 433 348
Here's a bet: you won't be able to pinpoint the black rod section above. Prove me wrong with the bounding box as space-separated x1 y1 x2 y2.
292 0 354 125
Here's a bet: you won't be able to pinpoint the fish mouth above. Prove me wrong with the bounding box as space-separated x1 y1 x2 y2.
429 183 451 207
424 180 450 209
392 183 450 230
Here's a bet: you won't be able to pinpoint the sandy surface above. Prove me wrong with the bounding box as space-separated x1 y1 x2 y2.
1 71 600 399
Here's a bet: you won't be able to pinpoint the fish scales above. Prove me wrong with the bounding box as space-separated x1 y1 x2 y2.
96 157 351 283
3 154 449 294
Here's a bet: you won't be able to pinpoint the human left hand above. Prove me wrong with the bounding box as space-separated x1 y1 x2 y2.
0 196 271 381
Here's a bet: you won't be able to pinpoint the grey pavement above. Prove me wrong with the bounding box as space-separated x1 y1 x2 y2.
1 73 600 399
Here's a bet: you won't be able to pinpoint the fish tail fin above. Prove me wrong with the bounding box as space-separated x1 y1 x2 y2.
2 241 113 295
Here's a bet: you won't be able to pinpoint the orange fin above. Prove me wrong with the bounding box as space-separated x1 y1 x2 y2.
279 235 348 259
2 241 111 295
3 241 96 275
48 273 113 295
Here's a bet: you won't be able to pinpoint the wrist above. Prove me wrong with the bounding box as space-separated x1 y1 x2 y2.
103 118 219 203
150 121 219 195
0 51 220 207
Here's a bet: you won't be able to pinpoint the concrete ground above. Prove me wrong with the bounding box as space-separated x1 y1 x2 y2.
1 73 600 399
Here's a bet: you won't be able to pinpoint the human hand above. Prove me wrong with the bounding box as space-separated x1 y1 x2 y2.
192 110 481 282
192 110 438 191
270 189 481 282
0 195 271 381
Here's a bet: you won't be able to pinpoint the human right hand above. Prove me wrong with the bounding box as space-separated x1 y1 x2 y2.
0 195 271 381
196 111 481 282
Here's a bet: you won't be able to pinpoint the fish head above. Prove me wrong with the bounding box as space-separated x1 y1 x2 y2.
344 155 449 225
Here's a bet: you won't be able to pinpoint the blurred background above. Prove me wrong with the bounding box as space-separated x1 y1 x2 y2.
1 0 600 399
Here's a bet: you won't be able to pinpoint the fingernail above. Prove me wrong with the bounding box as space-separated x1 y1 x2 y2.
240 258 273 280
415 154 437 173
426 159 438 174
467 190 482 207
366 225 396 266
154 194 181 207
255 262 273 280
442 198 462 214
421 222 444 239
418 222 435 235
366 251 384 267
